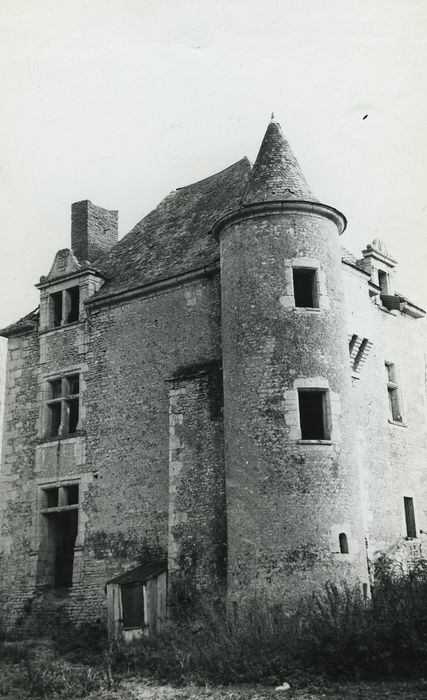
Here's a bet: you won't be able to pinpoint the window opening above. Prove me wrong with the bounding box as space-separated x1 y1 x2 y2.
65 286 80 324
378 270 389 294
50 291 63 327
48 285 80 328
121 583 145 629
39 482 80 588
64 484 79 506
339 532 349 554
298 389 329 440
293 268 318 308
46 374 80 437
404 497 416 538
385 362 402 422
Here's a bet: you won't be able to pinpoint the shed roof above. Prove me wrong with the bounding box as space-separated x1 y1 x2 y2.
106 561 167 586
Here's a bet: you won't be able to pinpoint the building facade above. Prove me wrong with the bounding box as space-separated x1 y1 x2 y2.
0 117 426 634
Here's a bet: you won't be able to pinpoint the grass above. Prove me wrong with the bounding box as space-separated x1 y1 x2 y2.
2 558 427 697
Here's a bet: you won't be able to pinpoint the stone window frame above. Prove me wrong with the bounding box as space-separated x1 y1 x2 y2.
329 522 355 559
283 377 341 444
403 494 418 540
279 257 330 312
384 360 406 426
40 366 83 440
36 476 83 589
39 279 83 333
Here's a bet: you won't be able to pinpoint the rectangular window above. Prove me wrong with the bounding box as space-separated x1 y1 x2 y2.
378 270 389 294
39 482 80 588
46 374 80 437
298 389 329 440
48 285 80 327
385 362 402 422
50 291 63 327
404 497 416 538
293 268 318 308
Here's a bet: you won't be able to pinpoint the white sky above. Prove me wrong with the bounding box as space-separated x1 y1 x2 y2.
1 0 426 327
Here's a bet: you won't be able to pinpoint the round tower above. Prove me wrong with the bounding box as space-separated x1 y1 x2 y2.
214 116 369 602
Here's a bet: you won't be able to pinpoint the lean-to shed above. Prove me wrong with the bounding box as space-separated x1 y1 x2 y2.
106 562 167 640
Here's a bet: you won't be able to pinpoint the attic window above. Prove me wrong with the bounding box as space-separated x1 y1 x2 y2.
48 286 80 327
378 271 389 294
293 268 318 308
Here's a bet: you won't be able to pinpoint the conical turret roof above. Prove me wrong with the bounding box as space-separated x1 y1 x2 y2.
242 115 317 205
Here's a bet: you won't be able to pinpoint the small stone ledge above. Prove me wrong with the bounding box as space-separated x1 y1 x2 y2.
297 439 333 446
388 419 407 428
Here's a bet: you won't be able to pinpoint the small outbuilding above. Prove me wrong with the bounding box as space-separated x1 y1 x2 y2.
106 561 167 641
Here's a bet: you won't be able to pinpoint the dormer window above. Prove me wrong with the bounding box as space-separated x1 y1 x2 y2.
378 270 389 294
48 285 80 328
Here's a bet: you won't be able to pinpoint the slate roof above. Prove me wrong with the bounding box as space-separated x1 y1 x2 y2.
93 157 252 299
242 117 317 205
106 561 167 586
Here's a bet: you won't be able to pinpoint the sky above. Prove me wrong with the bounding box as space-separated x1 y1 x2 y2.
0 0 426 328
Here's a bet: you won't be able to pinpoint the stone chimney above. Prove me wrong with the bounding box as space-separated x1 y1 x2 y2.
71 200 118 263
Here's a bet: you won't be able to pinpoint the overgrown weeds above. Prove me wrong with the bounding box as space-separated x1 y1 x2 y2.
115 557 427 683
2 556 427 693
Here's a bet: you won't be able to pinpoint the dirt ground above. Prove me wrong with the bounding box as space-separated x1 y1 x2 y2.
78 678 427 700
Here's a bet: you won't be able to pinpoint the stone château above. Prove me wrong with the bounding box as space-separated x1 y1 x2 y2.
0 116 426 636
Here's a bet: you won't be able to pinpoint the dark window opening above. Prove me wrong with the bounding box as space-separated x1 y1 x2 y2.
404 497 417 539
298 390 328 440
51 510 78 588
378 270 389 294
339 532 349 554
67 399 79 434
121 583 145 629
67 375 79 396
48 403 62 437
64 484 79 506
45 487 59 508
362 583 369 600
50 291 63 327
46 374 80 438
293 268 318 308
65 286 80 324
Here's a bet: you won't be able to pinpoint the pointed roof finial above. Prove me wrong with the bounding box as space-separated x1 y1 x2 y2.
242 117 317 204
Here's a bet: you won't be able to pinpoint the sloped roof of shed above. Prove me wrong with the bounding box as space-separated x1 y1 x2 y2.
93 157 252 299
106 561 167 586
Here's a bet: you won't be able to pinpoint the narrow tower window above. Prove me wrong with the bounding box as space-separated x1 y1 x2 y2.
339 532 349 554
298 389 329 440
404 497 416 538
385 362 402 422
293 268 318 308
